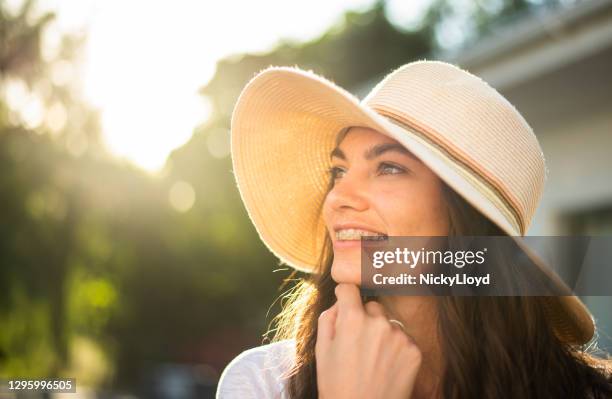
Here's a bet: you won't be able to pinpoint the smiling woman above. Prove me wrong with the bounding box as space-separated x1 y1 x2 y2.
218 61 612 398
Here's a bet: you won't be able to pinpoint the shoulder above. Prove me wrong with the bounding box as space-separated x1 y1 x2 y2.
216 338 296 399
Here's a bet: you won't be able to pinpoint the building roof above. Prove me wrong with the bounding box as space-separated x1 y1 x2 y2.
439 0 612 89
355 0 612 96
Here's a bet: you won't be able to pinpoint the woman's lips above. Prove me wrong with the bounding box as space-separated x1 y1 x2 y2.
332 239 363 249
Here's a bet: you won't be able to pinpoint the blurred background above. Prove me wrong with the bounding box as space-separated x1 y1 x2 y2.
1 0 611 397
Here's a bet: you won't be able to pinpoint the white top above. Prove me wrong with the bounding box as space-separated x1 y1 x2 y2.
216 339 297 399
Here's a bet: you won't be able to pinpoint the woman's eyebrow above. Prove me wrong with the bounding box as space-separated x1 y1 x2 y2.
330 143 420 162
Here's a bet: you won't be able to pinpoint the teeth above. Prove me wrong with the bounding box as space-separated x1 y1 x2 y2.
336 229 388 241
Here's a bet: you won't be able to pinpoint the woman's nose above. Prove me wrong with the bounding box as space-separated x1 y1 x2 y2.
325 176 369 212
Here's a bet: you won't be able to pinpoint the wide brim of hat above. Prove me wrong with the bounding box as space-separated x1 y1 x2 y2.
230 66 594 345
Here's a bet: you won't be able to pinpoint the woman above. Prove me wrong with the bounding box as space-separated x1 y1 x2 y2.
217 61 612 398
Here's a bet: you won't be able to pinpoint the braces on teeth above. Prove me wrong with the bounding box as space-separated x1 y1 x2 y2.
336 229 388 241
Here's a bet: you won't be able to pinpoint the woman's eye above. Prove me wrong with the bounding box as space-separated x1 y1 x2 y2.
327 163 406 180
379 162 406 175
327 166 345 180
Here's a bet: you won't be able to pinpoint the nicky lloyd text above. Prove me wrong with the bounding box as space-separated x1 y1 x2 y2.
372 273 491 287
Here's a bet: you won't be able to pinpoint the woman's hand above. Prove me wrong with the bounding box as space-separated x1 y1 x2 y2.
315 283 422 399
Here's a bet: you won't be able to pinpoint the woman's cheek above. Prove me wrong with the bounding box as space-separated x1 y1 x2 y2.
396 207 442 236
384 197 422 235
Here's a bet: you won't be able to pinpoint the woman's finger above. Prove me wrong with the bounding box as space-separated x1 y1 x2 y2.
316 301 338 356
363 300 387 318
334 283 364 325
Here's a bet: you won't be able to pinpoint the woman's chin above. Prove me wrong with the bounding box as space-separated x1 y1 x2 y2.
330 260 361 285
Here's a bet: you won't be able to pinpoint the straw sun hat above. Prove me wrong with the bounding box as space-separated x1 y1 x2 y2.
230 60 594 345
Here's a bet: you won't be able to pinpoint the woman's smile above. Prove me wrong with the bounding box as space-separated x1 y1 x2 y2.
333 227 388 249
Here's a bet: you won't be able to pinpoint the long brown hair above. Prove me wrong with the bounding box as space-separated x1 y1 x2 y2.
266 149 612 399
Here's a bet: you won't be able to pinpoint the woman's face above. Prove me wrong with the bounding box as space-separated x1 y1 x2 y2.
322 126 450 284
